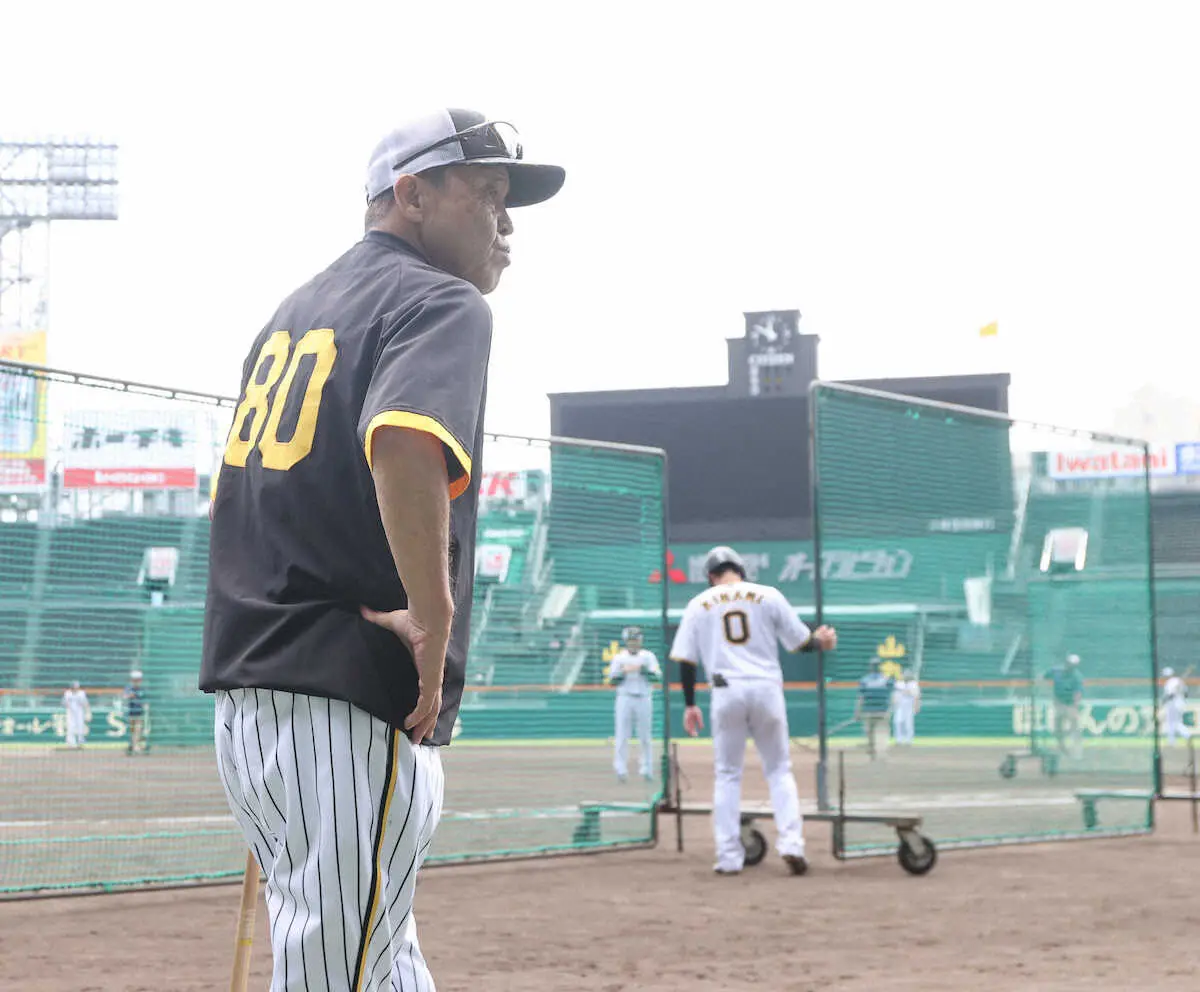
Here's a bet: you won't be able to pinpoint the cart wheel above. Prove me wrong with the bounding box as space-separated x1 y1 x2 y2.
898 835 938 876
999 756 1017 779
741 827 768 867
1041 754 1059 777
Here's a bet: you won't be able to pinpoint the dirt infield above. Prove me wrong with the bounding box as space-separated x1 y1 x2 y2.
3 745 1199 990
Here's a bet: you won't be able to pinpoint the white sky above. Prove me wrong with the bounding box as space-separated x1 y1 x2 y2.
3 0 1199 441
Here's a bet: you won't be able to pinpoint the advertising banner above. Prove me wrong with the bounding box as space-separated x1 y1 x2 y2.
1046 444 1177 480
63 410 197 489
0 331 48 491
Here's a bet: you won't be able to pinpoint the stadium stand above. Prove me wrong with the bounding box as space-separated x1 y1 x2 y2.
0 473 1195 708
466 471 589 692
1152 491 1200 568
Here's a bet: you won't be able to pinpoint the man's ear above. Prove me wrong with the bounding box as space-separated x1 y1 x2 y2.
393 174 425 222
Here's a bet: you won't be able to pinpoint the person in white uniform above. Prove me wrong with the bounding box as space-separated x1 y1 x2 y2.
891 668 920 746
1161 667 1192 745
606 626 661 781
62 681 91 749
670 546 837 876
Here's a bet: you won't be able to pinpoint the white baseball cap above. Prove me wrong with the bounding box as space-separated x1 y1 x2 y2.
130 670 143 679
1163 667 1175 677
1067 654 1080 666
365 109 565 208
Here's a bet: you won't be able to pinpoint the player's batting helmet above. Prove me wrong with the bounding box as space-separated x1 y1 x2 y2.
704 545 746 578
622 626 643 643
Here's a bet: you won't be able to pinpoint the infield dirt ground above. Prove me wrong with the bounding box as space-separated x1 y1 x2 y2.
3 746 1199 991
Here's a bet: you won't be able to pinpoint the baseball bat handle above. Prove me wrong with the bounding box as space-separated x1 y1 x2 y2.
230 850 261 992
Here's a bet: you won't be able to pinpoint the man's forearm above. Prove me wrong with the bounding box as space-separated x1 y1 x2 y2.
371 427 455 623
680 661 697 707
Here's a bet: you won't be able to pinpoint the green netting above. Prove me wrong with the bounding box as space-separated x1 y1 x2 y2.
812 382 1157 853
0 363 667 895
434 434 668 864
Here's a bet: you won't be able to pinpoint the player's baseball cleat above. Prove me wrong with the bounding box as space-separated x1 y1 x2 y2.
713 866 742 876
783 854 808 875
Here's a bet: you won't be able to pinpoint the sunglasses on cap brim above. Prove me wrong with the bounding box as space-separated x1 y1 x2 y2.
393 121 523 174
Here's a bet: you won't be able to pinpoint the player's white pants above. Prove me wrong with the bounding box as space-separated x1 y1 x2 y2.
1165 701 1192 744
710 679 804 871
65 711 88 747
613 693 654 779
892 705 915 745
214 688 445 992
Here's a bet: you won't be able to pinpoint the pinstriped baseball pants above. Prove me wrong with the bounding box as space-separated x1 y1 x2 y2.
215 688 445 991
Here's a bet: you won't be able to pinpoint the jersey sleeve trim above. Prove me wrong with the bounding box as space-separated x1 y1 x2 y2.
363 410 473 499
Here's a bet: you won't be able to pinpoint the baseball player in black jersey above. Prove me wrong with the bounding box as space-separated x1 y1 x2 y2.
200 109 564 992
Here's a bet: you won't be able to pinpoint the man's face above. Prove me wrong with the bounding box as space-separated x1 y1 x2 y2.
627 637 643 652
419 165 513 294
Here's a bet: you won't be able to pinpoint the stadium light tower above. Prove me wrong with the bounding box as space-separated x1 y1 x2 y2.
0 138 119 335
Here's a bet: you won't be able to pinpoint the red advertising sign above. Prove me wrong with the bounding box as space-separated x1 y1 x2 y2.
1047 443 1177 480
0 459 46 488
63 467 197 489
479 470 528 500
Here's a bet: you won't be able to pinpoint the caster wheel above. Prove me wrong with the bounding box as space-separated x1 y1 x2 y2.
898 835 938 876
1042 754 1059 777
741 827 768 867
999 756 1017 779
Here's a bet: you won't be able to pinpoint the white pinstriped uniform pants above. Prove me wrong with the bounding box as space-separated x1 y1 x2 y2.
215 688 445 991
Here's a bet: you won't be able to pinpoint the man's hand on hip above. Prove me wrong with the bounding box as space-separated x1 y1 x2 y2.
361 606 451 743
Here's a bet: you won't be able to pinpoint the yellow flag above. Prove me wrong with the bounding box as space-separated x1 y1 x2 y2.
979 321 999 338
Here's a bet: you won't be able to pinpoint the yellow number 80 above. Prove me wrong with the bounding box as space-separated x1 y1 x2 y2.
223 328 337 472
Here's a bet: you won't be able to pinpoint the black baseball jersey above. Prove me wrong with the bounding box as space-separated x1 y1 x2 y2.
200 231 491 746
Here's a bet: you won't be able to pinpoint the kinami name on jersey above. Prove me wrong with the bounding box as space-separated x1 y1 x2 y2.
699 588 766 608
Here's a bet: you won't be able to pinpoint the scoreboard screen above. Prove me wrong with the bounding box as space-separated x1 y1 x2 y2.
553 393 812 540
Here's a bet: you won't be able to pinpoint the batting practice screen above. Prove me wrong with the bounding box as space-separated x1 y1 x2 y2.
810 381 1158 854
0 362 668 895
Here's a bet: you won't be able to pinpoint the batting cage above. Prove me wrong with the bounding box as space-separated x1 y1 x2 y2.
810 381 1159 855
431 433 669 865
0 359 668 896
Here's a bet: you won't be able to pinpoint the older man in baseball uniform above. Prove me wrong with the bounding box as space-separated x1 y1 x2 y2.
201 109 564 991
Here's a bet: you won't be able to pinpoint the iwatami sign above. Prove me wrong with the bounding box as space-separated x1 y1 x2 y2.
1047 444 1177 481
63 411 198 490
